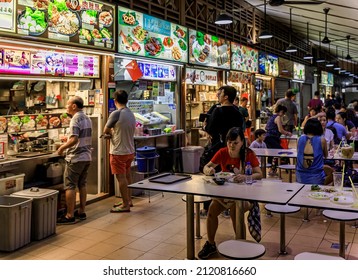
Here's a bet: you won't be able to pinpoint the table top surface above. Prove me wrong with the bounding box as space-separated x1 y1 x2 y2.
129 174 304 205
288 184 358 213
251 148 358 161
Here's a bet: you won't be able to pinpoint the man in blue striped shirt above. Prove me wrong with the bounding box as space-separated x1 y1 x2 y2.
57 96 92 224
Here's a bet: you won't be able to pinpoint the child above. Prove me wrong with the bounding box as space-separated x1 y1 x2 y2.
249 129 267 149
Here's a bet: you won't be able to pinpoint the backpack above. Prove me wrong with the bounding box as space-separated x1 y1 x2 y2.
326 122 340 145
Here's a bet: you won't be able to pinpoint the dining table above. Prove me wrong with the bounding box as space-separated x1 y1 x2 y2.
287 184 358 257
128 173 305 259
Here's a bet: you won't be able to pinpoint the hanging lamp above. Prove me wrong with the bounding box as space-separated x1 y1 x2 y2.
285 8 297 53
259 0 273 39
303 22 313 59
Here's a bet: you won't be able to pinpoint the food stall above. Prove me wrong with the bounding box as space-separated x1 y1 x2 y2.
0 0 116 200
320 70 334 104
292 62 306 121
116 6 187 173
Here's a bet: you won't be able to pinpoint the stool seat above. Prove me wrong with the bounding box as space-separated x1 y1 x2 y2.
265 204 300 255
294 252 344 260
322 210 358 258
265 204 300 214
181 195 211 240
218 239 265 260
323 210 358 221
277 164 296 170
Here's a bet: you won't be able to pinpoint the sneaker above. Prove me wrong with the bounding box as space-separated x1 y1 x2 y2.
199 209 207 219
57 216 76 225
74 210 87 220
198 241 217 259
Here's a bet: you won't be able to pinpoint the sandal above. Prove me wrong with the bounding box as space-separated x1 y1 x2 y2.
110 207 131 213
113 201 133 208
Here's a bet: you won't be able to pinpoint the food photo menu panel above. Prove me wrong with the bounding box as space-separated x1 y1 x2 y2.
4 0 116 50
188 29 231 69
118 6 188 63
231 42 258 73
259 52 279 77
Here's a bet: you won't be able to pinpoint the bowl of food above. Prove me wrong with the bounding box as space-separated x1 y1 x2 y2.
215 172 235 181
213 178 225 185
341 145 354 159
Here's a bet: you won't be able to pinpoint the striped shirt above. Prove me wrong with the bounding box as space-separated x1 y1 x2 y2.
65 110 92 163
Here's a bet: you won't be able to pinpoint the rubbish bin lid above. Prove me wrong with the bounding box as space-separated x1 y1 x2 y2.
136 146 156 153
11 188 58 199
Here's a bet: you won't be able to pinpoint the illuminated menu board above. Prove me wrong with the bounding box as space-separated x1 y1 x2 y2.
293 62 305 80
321 71 334 86
0 0 115 51
230 43 258 73
278 57 293 78
118 6 188 63
259 52 279 77
188 29 230 69
0 47 99 77
0 0 15 32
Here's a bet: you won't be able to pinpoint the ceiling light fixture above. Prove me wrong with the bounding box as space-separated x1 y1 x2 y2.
259 0 273 39
215 12 232 25
285 8 297 53
303 22 313 59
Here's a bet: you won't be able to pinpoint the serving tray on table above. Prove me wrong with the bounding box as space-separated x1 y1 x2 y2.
149 173 192 184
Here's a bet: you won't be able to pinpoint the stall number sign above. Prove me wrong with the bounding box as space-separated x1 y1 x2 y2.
185 68 217 86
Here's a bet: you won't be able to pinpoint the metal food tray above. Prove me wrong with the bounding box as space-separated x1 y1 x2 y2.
148 173 191 184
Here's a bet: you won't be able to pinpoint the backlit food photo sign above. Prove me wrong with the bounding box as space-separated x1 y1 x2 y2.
188 28 231 69
118 6 188 63
230 43 258 73
5 0 116 50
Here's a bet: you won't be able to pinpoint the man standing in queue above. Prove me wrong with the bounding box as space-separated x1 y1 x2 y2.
57 96 92 224
103 90 136 213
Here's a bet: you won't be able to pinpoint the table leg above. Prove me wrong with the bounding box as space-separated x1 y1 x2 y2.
279 213 287 255
235 200 246 240
261 156 266 178
195 203 202 239
186 194 195 259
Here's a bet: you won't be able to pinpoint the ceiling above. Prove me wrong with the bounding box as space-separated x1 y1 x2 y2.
244 0 358 65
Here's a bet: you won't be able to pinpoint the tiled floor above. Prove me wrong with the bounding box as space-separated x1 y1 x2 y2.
1 173 358 260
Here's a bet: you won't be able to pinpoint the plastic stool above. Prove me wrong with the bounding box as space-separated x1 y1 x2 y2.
182 195 211 239
278 164 295 182
322 210 358 258
294 252 344 260
264 204 300 254
218 240 266 260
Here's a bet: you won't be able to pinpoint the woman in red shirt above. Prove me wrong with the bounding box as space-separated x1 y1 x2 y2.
198 127 262 259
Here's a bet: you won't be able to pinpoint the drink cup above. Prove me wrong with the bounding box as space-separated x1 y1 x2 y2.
333 172 342 188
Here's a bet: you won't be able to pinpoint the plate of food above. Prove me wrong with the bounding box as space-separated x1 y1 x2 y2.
163 36 174 48
171 46 182 61
18 7 47 36
48 8 80 36
308 192 332 200
330 195 354 205
132 26 148 42
119 31 141 54
98 10 113 27
173 25 186 39
192 41 211 64
0 117 7 133
120 11 138 26
215 172 235 181
81 10 97 25
79 28 92 42
144 37 163 57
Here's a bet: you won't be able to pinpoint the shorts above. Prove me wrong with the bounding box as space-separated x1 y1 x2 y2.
64 161 91 191
110 154 135 175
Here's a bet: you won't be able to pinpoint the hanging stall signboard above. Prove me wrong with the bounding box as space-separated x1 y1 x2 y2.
321 71 334 86
188 29 230 69
0 0 115 50
278 57 293 78
230 43 258 73
185 68 217 86
0 46 100 77
293 62 305 80
0 0 15 33
117 6 188 63
227 71 252 84
259 52 279 77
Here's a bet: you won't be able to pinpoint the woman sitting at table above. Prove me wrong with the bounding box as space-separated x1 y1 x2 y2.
198 127 262 260
264 104 292 175
296 118 333 185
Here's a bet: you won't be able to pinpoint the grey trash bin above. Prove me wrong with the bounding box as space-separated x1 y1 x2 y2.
11 188 58 241
181 146 204 174
0 196 32 251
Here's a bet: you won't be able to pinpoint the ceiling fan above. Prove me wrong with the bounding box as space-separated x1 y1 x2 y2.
321 7 330 44
268 0 324 6
346 35 352 60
